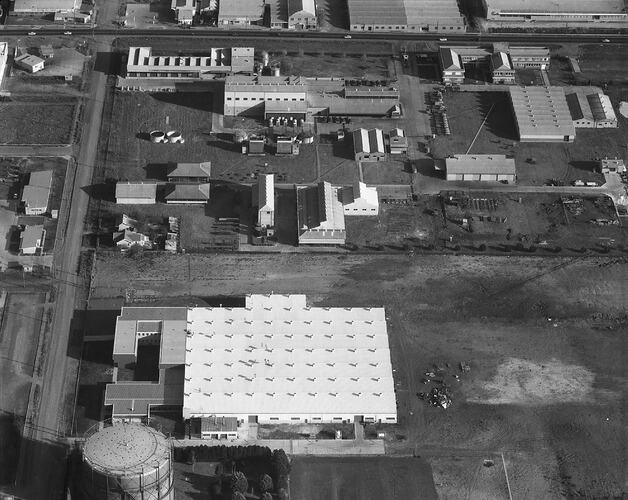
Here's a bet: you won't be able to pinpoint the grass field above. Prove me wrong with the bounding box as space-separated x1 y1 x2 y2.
291 456 437 500
0 292 47 419
429 90 628 186
91 252 628 498
0 104 76 145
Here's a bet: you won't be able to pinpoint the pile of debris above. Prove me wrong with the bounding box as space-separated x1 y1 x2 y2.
417 361 471 409
561 197 584 216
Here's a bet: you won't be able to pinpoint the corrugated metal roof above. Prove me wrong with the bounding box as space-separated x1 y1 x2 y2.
353 128 385 155
445 154 516 175
486 0 626 14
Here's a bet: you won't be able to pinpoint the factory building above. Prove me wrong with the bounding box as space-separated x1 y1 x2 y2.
483 0 628 27
297 182 346 245
218 0 265 25
253 174 275 228
566 88 618 128
125 46 254 79
388 128 408 154
22 170 52 215
353 128 386 162
509 86 575 142
80 423 174 500
224 75 307 116
340 182 379 215
13 0 81 14
348 0 466 32
115 182 157 204
104 295 398 425
288 0 317 28
508 46 550 69
444 154 516 182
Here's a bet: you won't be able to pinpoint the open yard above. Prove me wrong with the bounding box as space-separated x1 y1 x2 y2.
90 252 627 499
428 90 628 186
0 103 76 145
291 456 437 500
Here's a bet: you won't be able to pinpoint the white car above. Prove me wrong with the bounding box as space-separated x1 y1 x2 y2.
601 38 610 43
64 31 72 35
439 38 448 42
344 34 352 39
27 32 37 36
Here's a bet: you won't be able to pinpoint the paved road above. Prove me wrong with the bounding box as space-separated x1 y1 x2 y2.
14 42 112 500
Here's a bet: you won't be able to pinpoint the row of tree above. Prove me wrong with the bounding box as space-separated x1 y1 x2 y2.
174 445 272 463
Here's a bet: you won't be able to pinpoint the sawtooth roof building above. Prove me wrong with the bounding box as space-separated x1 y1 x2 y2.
509 86 575 143
348 0 466 32
483 0 628 27
105 295 398 425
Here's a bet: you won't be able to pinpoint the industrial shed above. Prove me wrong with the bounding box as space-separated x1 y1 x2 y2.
253 174 275 228
297 182 346 245
115 182 157 205
444 154 516 183
13 0 80 14
105 295 398 425
167 162 211 182
509 86 575 143
566 89 618 128
353 128 386 162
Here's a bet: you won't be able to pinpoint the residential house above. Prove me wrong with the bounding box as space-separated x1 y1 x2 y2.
20 225 45 255
22 170 53 215
167 162 211 183
165 184 210 204
114 229 152 251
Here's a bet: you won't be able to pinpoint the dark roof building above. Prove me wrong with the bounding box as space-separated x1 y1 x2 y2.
165 183 211 204
167 162 211 182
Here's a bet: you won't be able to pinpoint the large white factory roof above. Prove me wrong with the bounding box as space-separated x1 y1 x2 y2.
509 86 575 140
485 0 626 14
13 0 80 13
183 294 397 419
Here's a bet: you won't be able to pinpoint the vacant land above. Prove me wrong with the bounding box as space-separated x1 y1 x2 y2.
276 53 392 80
0 292 47 419
577 44 628 83
429 90 628 186
91 252 627 498
0 104 76 145
291 456 437 500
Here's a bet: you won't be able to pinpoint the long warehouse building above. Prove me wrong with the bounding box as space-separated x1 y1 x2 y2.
348 0 466 32
105 295 398 425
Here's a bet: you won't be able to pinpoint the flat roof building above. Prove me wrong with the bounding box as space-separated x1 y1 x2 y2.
224 75 307 116
13 0 80 14
348 0 466 32
297 182 346 245
444 154 516 182
509 86 575 143
22 170 52 215
484 0 628 27
15 53 45 73
105 295 398 425
218 0 265 25
126 46 254 79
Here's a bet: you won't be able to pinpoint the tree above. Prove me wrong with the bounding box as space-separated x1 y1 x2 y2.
231 471 248 494
278 487 289 500
259 473 274 493
232 492 246 500
261 493 273 500
272 449 291 478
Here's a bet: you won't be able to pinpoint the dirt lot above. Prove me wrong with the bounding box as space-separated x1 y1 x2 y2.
0 103 76 145
91 252 627 499
275 53 392 80
291 456 437 500
0 292 48 420
428 90 628 186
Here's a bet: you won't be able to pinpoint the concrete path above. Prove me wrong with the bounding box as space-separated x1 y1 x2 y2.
171 437 386 456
